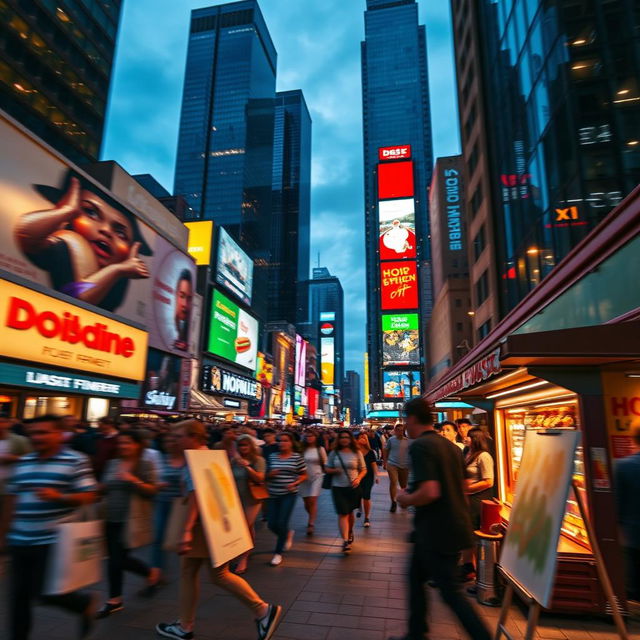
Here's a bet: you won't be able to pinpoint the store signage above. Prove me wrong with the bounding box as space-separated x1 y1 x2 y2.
380 261 419 310
185 221 214 265
444 168 463 251
546 206 588 229
0 362 140 398
378 145 411 161
437 348 502 397
223 398 241 409
0 279 147 381
201 365 261 401
144 390 176 409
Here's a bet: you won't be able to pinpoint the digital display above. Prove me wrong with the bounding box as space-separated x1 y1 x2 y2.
295 335 307 388
378 161 414 200
320 337 335 386
381 313 420 366
379 198 416 260
185 221 214 265
378 145 412 161
383 371 421 399
216 227 254 305
380 261 419 310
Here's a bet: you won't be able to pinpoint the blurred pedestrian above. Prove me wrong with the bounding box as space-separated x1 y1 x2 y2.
356 432 379 527
384 422 410 513
92 416 120 480
300 430 327 536
441 421 464 451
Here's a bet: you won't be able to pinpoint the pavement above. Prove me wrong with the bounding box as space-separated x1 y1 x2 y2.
2 472 640 640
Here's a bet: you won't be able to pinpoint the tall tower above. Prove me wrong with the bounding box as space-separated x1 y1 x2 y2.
361 0 434 404
0 1 123 163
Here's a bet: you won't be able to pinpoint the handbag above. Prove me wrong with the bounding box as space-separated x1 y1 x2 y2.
126 494 154 549
43 520 103 595
322 451 353 490
248 480 269 501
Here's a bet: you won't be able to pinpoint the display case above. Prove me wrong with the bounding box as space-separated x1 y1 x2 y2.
502 399 590 550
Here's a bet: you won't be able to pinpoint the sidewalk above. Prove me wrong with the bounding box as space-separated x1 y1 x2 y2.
1 473 639 640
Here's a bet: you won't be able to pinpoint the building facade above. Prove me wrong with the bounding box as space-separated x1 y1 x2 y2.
453 0 640 329
343 370 362 424
0 0 122 163
270 89 312 325
361 0 434 403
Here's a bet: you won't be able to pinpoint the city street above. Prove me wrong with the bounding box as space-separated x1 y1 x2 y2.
1 472 638 640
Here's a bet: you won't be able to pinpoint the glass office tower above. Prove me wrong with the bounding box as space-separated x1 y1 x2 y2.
0 0 122 163
361 0 434 403
475 0 640 311
270 89 312 325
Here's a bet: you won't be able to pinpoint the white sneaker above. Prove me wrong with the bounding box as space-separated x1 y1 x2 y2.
269 554 283 566
284 530 294 551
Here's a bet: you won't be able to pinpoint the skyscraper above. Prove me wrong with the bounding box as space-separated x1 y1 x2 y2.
361 0 434 403
452 0 640 330
0 1 123 163
270 89 312 325
343 370 362 424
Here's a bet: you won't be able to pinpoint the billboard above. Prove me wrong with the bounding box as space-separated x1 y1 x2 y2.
383 371 421 399
295 335 307 388
141 348 185 411
319 311 335 321
201 364 261 401
380 261 419 310
378 145 412 162
216 227 253 305
382 313 420 366
378 161 414 200
207 289 258 370
379 198 416 260
320 337 335 386
185 221 213 265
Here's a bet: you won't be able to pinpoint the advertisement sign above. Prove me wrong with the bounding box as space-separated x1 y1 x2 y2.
501 429 580 608
256 352 274 388
320 321 335 337
320 337 335 386
216 228 253 306
207 289 258 371
185 221 214 265
141 348 185 411
435 348 502 399
379 198 416 260
380 261 419 310
383 371 421 399
185 450 253 567
378 161 414 200
378 145 412 162
307 387 319 417
319 311 335 322
443 168 464 251
0 362 140 398
295 335 307 388
201 364 261 401
0 278 147 381
602 372 640 459
382 313 420 366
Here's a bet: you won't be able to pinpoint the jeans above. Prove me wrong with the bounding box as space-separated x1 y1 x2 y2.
267 493 297 553
105 521 151 598
408 541 491 640
151 499 173 570
9 544 91 640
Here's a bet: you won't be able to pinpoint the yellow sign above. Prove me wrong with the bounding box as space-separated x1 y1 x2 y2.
0 279 148 381
185 221 214 265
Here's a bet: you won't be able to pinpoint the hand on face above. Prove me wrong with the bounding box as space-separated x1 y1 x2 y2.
118 242 150 279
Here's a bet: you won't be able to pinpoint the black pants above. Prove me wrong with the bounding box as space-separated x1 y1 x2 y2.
408 542 491 640
624 546 640 600
106 521 151 598
9 544 90 640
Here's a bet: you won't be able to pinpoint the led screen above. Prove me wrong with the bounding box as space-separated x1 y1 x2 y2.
379 198 416 260
378 161 414 200
380 261 419 310
295 335 307 388
382 313 420 366
216 227 254 305
185 221 214 265
320 337 335 386
383 371 421 399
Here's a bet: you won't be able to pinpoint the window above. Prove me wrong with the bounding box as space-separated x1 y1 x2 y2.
456 322 463 332
464 103 477 139
470 183 484 218
478 319 492 340
475 269 489 304
455 298 462 308
473 224 486 261
468 143 478 175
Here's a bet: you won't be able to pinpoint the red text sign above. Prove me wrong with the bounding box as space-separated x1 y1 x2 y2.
378 145 412 162
380 261 419 310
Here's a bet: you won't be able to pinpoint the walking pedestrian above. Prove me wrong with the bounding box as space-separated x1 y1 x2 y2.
97 429 160 618
383 422 410 512
92 416 120 480
356 432 379 527
325 430 367 555
441 421 464 451
265 432 307 566
300 430 327 536
155 420 282 640
390 398 491 640
6 415 98 640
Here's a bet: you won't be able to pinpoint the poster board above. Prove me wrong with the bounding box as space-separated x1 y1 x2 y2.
185 450 253 567
500 429 580 608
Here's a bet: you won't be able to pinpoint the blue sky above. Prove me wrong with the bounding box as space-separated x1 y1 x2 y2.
102 0 460 381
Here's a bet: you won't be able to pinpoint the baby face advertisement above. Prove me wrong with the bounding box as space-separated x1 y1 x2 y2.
379 198 416 260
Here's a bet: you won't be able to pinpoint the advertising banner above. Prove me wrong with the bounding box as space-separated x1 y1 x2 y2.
185 221 214 266
382 313 420 366
379 199 416 260
602 371 640 459
0 277 147 381
383 371 421 399
207 289 258 371
378 145 412 161
141 348 185 411
295 335 307 388
378 161 414 200
185 450 253 568
216 228 254 306
320 337 335 386
380 261 419 310
201 364 261 401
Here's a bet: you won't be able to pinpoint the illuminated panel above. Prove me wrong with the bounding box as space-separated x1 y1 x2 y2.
378 161 414 199
380 261 419 310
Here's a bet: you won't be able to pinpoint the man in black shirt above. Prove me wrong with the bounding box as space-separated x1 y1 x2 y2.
389 398 491 640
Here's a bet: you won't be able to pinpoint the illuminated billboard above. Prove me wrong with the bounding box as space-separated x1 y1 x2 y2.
379 198 416 260
378 161 414 200
295 335 307 388
383 371 421 399
378 145 412 162
320 337 335 386
382 313 420 366
380 261 419 310
185 221 214 265
216 227 254 305
207 289 258 370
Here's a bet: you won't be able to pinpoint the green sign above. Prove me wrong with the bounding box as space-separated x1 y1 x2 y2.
381 313 419 331
0 362 140 398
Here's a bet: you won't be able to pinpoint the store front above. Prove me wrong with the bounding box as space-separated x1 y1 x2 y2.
199 362 261 418
426 186 640 614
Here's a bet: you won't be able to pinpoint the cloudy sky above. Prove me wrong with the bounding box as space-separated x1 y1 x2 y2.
102 0 460 382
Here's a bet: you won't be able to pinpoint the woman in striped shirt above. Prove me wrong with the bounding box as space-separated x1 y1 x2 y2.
265 433 307 567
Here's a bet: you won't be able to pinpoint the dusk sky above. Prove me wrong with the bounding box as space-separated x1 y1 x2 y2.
101 0 460 381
